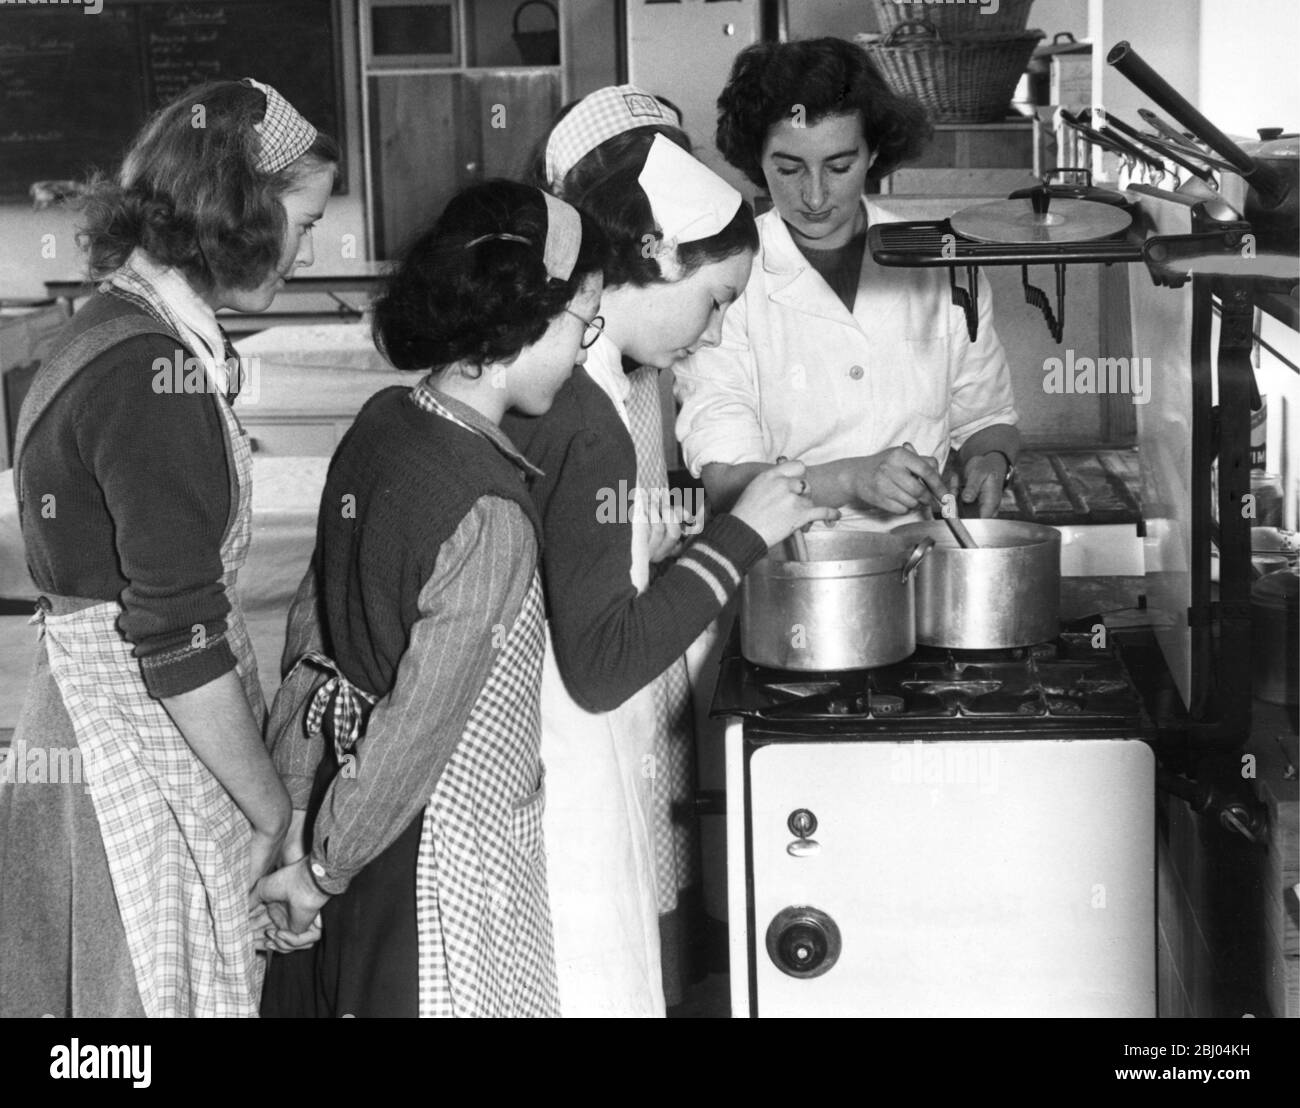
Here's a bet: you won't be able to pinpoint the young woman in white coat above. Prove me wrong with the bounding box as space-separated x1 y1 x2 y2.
505 86 838 1016
675 38 1022 530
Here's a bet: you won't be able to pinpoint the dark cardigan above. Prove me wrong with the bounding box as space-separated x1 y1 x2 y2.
16 292 237 697
504 366 768 712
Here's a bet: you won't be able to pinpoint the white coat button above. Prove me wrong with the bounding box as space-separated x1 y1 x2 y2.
849 365 865 380
311 862 326 879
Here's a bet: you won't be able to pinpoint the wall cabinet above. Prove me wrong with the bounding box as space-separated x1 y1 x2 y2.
361 0 566 257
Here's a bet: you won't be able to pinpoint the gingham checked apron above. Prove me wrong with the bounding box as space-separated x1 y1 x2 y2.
13 317 265 1018
625 366 701 912
414 573 558 1018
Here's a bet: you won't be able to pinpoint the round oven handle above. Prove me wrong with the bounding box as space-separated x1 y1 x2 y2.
901 537 935 583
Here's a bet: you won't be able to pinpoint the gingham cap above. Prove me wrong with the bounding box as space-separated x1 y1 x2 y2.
544 84 680 187
244 78 317 174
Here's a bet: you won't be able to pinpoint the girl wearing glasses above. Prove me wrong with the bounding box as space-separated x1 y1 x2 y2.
505 87 837 1017
256 180 606 1017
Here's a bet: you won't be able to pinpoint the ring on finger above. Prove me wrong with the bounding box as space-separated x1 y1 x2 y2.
796 479 809 496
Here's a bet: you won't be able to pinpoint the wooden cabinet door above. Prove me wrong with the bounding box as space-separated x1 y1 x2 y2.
369 70 561 257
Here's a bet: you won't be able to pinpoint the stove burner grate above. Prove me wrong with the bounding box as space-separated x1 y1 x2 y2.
716 631 1146 726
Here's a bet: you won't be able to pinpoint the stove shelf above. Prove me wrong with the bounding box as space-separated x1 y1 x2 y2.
868 220 1144 342
867 220 1144 268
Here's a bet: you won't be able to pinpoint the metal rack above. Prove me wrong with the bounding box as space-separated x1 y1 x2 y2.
867 219 1142 342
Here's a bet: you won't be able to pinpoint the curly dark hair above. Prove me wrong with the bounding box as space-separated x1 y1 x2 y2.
78 80 339 291
372 180 607 374
716 38 932 191
525 109 757 289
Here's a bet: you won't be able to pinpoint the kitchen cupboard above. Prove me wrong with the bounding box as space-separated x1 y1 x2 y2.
361 0 567 257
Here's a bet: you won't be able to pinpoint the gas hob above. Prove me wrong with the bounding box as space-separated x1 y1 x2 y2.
712 622 1149 736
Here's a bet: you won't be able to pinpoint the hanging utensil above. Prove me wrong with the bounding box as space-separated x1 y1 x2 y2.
1085 107 1219 184
1137 107 1201 151
1067 109 1168 177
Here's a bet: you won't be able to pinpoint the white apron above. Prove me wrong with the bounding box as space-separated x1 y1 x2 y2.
13 313 265 1018
541 337 665 1017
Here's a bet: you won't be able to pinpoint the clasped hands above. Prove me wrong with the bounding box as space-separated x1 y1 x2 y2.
248 810 330 954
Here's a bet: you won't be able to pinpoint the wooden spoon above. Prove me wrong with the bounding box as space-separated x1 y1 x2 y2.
938 493 979 550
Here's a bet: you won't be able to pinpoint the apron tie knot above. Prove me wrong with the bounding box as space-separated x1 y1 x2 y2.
297 651 377 764
29 596 52 637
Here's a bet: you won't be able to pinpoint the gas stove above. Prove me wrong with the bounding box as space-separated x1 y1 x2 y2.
713 621 1149 737
717 618 1157 1017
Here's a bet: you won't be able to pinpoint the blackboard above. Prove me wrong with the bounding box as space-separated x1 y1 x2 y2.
0 6 145 199
0 1 342 201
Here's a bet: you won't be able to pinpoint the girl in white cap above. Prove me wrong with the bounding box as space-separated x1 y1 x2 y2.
505 86 837 1017
0 79 337 1017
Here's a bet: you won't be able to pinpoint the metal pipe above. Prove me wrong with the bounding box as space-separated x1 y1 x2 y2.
1106 41 1289 207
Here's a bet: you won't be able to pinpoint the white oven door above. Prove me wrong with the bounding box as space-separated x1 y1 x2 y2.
747 738 1155 1017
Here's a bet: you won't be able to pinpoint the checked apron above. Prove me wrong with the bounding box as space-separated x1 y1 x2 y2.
414 573 557 1017
10 315 266 1018
271 569 557 1017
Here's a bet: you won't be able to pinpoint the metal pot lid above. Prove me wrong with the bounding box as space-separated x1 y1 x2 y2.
1252 566 1300 608
951 197 1133 244
1031 32 1090 58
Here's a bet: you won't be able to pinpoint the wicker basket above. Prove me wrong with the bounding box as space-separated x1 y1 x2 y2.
870 0 1035 36
857 20 1044 124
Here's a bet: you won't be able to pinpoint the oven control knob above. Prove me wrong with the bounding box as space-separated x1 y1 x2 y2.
787 808 818 837
766 906 841 979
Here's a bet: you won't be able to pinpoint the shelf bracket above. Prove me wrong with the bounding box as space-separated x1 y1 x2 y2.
949 265 980 342
1022 263 1067 343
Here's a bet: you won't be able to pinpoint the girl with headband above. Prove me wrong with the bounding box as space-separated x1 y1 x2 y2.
676 38 1021 530
506 85 838 1017
0 80 337 1017
257 181 606 1018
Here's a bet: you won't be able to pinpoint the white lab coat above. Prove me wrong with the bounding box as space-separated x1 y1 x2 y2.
675 198 1019 531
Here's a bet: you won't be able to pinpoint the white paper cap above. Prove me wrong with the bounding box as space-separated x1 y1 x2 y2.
637 135 743 250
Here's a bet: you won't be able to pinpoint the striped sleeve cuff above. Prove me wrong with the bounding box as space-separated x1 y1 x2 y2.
676 512 768 603
139 632 238 699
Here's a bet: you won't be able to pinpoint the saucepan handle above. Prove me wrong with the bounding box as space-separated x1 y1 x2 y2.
901 537 935 583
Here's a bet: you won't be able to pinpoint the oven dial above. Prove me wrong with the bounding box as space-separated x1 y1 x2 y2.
765 906 842 979
787 808 818 837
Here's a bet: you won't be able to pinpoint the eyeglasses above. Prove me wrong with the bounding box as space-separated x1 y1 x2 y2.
564 308 605 350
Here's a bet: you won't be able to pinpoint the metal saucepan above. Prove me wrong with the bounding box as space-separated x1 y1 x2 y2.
890 520 1061 649
740 530 933 671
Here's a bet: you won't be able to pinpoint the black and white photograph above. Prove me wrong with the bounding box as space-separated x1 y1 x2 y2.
0 0 1296 1076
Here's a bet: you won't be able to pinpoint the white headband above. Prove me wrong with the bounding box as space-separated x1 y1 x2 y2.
463 190 583 281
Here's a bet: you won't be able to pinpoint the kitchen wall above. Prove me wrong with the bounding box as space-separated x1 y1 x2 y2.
1199 0 1300 138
